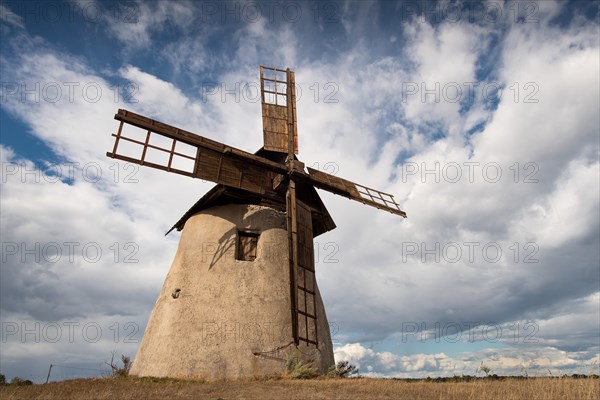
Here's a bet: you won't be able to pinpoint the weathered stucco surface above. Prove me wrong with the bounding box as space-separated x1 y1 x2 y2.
130 204 334 379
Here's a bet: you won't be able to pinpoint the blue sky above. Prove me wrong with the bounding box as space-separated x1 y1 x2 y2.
1 0 599 382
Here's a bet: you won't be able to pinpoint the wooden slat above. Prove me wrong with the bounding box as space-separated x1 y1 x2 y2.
112 121 124 154
297 336 318 346
140 130 151 163
297 310 316 319
297 286 316 296
261 65 289 75
167 138 177 170
263 78 287 84
306 167 407 218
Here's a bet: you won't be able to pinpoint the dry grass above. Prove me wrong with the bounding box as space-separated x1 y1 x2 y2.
1 376 598 399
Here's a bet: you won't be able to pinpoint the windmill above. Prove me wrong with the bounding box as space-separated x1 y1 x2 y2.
106 66 406 379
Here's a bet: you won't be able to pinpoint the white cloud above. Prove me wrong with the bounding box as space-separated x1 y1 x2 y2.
473 14 599 169
85 0 197 49
0 3 24 29
118 65 208 127
401 19 490 132
0 146 174 319
509 158 599 248
334 342 599 378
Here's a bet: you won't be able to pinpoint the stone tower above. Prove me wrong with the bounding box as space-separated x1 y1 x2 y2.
130 185 336 379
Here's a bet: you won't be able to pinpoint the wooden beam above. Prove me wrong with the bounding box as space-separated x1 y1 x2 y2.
287 180 299 345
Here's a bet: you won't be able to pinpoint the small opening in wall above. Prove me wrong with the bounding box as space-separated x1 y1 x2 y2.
172 288 181 299
237 231 259 261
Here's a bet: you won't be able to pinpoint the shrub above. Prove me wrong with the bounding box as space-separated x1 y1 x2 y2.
477 363 493 377
106 353 132 378
327 361 358 378
285 351 317 379
0 373 6 386
9 377 33 386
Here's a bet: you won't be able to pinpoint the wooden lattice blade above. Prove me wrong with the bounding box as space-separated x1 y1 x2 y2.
260 66 298 154
305 167 407 218
106 109 286 197
294 199 318 346
286 181 318 347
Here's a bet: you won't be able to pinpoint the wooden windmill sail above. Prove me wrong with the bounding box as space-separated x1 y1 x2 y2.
107 66 406 376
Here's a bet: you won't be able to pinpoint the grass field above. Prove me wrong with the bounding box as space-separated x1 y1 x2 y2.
1 376 598 400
